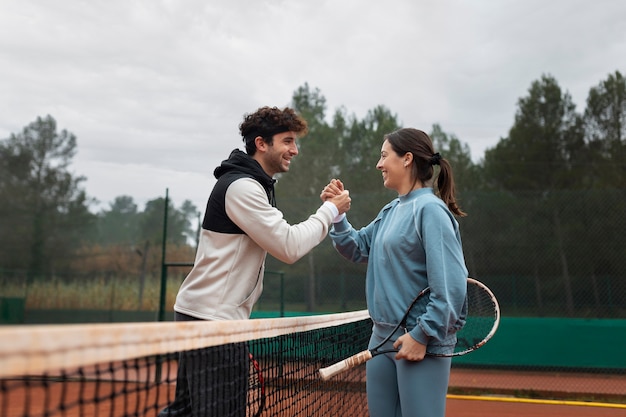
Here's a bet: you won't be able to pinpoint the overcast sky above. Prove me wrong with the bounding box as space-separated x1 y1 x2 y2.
1 0 624 213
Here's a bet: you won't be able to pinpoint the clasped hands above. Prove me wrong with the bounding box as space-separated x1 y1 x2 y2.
320 179 351 215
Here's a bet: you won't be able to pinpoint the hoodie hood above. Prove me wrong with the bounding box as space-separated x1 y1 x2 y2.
214 149 276 206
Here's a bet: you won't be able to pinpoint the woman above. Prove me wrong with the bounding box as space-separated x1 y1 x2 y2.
322 128 468 417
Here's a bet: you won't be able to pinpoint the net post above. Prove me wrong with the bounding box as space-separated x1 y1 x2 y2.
158 188 169 323
280 271 285 317
156 188 169 384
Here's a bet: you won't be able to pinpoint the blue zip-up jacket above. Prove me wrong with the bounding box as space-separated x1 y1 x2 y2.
330 188 468 351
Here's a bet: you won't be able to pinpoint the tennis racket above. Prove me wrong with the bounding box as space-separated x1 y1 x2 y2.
319 277 500 380
247 353 266 417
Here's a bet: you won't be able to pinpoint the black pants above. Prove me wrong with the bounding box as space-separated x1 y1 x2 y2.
159 313 249 417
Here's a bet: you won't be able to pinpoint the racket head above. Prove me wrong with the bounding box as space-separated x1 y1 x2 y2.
247 353 265 417
317 278 500 380
446 277 500 356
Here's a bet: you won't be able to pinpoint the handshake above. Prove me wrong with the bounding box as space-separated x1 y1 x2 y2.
320 179 351 215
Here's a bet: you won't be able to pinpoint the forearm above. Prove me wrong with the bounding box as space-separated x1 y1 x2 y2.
226 180 334 263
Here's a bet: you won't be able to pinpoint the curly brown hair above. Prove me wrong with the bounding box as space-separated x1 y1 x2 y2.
239 106 308 155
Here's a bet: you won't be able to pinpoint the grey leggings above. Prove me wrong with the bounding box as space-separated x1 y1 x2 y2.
365 327 452 417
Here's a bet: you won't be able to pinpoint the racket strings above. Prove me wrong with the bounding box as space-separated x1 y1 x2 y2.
454 283 500 354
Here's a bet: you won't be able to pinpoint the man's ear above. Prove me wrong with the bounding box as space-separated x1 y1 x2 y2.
254 136 267 152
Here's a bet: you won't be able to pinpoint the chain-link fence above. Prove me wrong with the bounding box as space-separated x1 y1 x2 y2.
258 189 626 402
259 189 626 318
1 189 625 402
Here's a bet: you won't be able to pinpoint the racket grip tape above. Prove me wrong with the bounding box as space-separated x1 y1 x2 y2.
318 350 373 380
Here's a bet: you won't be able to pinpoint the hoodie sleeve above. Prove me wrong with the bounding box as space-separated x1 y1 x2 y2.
225 178 334 264
410 202 468 345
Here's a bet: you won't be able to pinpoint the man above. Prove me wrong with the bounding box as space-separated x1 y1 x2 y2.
160 106 351 417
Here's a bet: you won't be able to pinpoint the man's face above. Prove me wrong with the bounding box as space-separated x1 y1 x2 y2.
261 131 299 176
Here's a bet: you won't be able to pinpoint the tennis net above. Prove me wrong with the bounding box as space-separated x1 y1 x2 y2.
0 310 371 417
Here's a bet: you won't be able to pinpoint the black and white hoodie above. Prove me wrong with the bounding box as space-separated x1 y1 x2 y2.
174 149 336 321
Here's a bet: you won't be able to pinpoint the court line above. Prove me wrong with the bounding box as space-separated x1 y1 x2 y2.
447 394 626 409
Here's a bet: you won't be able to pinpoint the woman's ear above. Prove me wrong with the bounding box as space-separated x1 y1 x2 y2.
404 152 413 167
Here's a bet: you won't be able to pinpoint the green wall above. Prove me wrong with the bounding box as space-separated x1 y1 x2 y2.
452 317 626 370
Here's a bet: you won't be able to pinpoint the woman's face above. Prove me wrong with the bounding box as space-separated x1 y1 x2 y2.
376 139 410 193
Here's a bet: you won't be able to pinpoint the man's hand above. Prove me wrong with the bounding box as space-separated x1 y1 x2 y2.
328 190 351 215
320 179 345 201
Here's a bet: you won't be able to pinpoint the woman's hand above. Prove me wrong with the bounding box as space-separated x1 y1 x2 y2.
393 333 427 361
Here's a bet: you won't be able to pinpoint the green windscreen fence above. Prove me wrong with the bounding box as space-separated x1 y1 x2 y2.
453 317 626 370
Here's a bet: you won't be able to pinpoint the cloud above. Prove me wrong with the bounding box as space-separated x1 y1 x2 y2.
1 0 624 212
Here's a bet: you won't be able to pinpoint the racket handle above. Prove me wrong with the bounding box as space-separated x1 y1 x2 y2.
318 350 372 381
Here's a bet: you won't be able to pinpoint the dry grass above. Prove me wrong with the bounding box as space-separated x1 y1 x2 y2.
1 276 182 311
